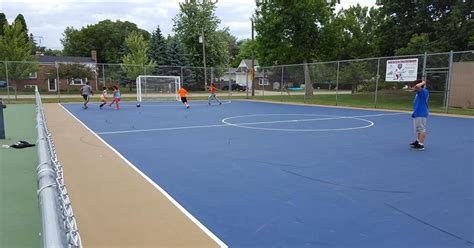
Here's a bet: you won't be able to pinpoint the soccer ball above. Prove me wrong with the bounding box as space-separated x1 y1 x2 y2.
136 104 141 108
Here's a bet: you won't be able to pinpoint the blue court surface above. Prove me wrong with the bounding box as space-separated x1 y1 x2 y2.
62 100 473 248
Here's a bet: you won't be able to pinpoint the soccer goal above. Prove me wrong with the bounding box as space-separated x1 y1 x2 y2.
136 75 181 102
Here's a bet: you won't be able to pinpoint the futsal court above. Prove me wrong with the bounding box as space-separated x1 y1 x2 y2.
61 100 473 248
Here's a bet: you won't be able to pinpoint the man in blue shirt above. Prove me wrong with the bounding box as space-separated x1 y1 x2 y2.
410 79 429 150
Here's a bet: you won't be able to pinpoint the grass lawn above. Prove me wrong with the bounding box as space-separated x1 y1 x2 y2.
2 92 472 116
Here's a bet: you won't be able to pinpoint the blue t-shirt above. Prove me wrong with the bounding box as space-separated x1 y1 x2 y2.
413 88 429 118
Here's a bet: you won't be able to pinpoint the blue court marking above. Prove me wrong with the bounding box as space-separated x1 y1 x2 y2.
63 100 474 248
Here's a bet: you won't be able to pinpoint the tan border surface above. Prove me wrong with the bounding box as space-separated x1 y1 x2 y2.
44 103 221 248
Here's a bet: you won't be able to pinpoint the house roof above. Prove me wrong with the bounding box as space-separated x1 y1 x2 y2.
239 59 259 69
38 56 95 64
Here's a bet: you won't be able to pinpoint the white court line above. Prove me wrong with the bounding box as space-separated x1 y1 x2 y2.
125 100 232 107
59 104 228 248
97 112 405 135
98 124 228 135
226 112 404 126
222 114 375 132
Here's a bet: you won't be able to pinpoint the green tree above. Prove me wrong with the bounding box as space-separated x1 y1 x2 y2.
395 33 431 55
333 5 380 59
121 31 156 90
14 14 28 41
173 0 230 83
44 48 63 56
231 39 256 68
339 62 373 94
166 35 192 76
254 0 333 97
62 20 150 63
219 29 239 67
148 26 169 74
254 0 332 65
376 0 472 56
0 21 38 92
0 13 8 36
57 63 95 85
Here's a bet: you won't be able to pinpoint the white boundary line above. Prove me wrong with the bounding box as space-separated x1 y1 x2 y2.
98 124 228 135
222 114 375 132
98 112 405 135
58 104 228 248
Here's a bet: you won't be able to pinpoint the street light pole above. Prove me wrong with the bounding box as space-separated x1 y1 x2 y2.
251 17 255 97
201 27 207 91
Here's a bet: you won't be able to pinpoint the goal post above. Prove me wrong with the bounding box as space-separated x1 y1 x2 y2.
136 75 181 102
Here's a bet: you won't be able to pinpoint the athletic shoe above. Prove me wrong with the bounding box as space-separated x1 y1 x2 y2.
219 102 222 105
409 140 419 147
412 143 425 151
186 106 190 109
208 102 211 105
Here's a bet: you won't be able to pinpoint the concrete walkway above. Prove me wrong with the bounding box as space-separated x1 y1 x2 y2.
44 103 221 247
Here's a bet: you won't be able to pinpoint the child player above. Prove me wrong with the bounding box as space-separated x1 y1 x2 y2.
109 85 121 110
208 83 222 105
178 86 190 109
99 86 107 109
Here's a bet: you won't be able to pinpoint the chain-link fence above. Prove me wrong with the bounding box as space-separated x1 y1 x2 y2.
35 86 82 247
0 50 472 113
246 50 474 114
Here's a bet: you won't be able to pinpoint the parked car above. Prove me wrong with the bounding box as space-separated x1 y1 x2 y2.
0 81 6 88
222 83 247 91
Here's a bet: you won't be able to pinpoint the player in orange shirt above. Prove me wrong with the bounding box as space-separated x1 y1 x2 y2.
178 87 190 109
208 83 222 105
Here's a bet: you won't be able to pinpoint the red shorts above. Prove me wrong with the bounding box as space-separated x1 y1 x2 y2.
113 97 121 102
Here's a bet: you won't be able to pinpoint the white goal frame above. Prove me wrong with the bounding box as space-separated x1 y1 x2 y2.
136 75 181 102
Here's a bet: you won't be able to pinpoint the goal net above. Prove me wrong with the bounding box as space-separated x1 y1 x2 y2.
136 75 181 102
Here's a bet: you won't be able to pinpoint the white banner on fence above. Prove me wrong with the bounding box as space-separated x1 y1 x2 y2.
385 58 418 82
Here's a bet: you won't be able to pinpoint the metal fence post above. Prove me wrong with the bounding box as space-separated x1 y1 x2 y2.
5 62 10 103
102 64 106 86
94 65 99 90
280 66 284 101
422 52 427 81
374 58 380 108
55 62 60 102
0 98 5 139
335 61 340 106
246 69 249 99
262 68 265 99
445 50 454 113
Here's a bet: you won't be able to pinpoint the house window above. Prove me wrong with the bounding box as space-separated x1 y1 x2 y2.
47 78 57 91
70 78 87 85
29 72 37 79
259 78 269 86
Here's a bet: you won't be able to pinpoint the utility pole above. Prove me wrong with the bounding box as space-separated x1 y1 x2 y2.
200 27 207 91
251 17 255 97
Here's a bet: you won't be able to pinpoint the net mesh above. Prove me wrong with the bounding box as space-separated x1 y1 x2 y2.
137 76 181 102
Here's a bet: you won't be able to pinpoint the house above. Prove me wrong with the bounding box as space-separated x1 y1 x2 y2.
14 51 98 92
219 59 265 90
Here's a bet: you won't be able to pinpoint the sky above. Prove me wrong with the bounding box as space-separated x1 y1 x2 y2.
0 0 376 50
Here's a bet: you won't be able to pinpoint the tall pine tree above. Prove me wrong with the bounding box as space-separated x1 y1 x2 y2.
148 26 169 75
0 13 7 36
166 35 192 76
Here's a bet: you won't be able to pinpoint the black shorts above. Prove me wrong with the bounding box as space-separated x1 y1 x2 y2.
181 97 187 103
82 94 89 100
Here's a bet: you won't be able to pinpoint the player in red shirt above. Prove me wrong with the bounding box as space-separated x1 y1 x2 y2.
208 84 222 105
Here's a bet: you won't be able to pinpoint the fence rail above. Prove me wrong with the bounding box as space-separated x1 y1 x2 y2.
35 86 82 248
1 50 472 113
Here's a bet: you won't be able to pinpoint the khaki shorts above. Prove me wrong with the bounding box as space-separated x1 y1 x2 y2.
414 117 427 133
